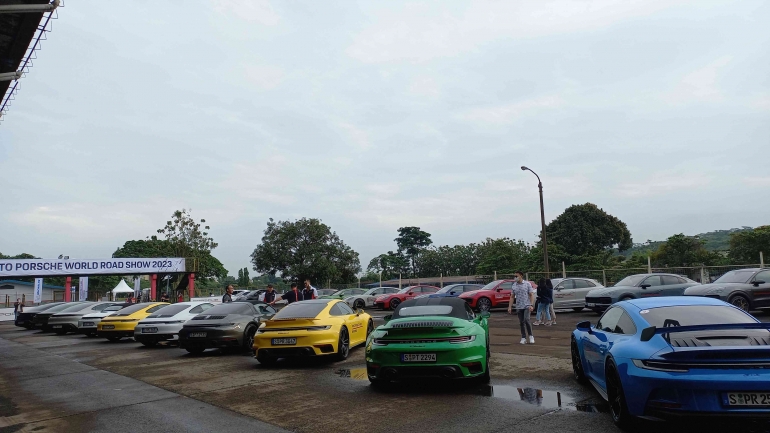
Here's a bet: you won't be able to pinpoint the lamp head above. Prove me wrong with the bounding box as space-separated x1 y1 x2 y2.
520 166 528 171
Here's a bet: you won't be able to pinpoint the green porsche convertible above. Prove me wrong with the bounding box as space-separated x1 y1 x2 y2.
365 297 490 384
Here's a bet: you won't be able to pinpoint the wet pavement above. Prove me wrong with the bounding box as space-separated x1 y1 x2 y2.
1 309 768 433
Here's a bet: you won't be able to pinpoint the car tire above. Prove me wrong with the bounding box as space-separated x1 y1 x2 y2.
141 340 157 347
606 359 633 430
243 326 256 352
107 336 122 342
571 336 587 384
366 319 374 340
479 335 491 384
335 327 350 361
185 347 205 354
389 299 400 310
572 307 584 312
354 299 365 310
477 297 492 313
729 294 750 312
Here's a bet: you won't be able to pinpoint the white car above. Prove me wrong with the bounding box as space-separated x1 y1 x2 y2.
133 301 216 347
344 287 400 310
78 303 131 337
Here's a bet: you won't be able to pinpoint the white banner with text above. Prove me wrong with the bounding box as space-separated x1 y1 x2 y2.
0 258 186 277
33 278 43 304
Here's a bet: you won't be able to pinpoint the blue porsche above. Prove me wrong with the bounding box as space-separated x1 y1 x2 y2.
571 296 770 428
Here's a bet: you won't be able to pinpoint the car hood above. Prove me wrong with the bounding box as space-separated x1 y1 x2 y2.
587 286 633 297
684 283 744 294
458 290 487 298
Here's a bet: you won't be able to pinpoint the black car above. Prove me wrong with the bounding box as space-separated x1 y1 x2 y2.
14 302 65 329
684 268 770 311
178 302 276 354
33 302 90 332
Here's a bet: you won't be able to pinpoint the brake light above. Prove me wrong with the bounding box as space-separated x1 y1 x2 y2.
449 336 476 344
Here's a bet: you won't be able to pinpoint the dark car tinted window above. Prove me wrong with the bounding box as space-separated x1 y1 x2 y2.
615 312 637 335
202 303 253 315
329 304 344 316
661 276 681 286
714 270 755 284
556 280 574 290
754 270 770 283
273 302 328 319
498 282 513 290
641 306 755 327
615 275 646 286
421 287 438 293
146 304 168 314
111 303 157 316
386 288 399 294
597 307 624 333
642 276 662 287
147 304 189 318
574 280 593 289
189 304 213 314
339 303 355 314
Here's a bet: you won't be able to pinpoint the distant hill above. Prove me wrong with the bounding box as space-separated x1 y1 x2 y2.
619 227 753 257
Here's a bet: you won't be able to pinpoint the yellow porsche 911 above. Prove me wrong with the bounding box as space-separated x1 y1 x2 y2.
96 302 168 342
253 299 373 366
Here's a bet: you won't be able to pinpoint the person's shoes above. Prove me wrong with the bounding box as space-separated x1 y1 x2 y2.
545 321 552 326
520 338 527 345
532 321 541 326
529 336 535 344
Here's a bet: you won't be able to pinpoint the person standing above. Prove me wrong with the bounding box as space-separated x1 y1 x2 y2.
547 279 557 325
222 285 234 303
271 283 303 306
303 280 318 299
261 285 277 303
13 298 21 320
507 271 536 344
533 278 553 326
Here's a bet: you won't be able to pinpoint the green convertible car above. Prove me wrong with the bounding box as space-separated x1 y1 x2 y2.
365 297 490 384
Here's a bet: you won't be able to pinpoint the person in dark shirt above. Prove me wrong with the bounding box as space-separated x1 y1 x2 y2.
301 283 316 300
222 285 234 303
13 298 20 320
271 283 303 305
533 278 553 326
261 285 277 303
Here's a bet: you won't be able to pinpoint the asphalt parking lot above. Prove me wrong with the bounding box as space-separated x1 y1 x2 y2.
1 308 769 433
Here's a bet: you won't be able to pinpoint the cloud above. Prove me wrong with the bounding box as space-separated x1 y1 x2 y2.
242 65 285 90
335 122 372 150
743 176 770 187
456 96 565 125
663 56 732 104
210 0 280 26
614 174 710 197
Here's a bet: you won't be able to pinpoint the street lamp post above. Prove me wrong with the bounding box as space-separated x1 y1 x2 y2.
521 166 549 275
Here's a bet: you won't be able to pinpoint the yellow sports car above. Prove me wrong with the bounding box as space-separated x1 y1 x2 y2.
96 302 168 342
253 299 373 366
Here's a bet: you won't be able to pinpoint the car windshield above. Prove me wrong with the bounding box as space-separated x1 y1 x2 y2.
479 280 503 290
203 303 253 315
272 302 327 319
330 290 346 296
111 303 157 316
436 286 460 294
394 305 454 318
615 275 646 286
103 305 124 312
713 270 755 284
641 306 755 327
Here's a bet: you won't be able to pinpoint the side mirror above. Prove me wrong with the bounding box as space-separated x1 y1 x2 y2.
383 314 392 323
576 321 592 333
356 309 363 316
480 311 491 319
753 280 765 287
640 284 651 289
496 288 503 292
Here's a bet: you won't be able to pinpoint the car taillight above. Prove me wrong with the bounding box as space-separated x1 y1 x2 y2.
449 336 476 344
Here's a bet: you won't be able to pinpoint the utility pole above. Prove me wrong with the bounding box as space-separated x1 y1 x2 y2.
521 166 549 275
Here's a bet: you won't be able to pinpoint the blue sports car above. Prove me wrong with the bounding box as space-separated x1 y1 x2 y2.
414 284 483 299
571 296 770 428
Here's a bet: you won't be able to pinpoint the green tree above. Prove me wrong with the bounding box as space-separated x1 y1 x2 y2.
395 226 433 277
729 226 770 264
112 238 227 280
546 203 633 257
651 234 721 267
367 251 408 280
476 238 532 275
251 218 361 284
237 267 250 287
151 209 226 280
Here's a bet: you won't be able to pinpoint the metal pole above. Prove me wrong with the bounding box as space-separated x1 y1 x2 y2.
494 271 497 281
562 261 566 278
761 251 765 268
521 167 549 275
647 256 652 273
379 272 382 288
602 270 607 287
399 273 402 289
440 273 443 288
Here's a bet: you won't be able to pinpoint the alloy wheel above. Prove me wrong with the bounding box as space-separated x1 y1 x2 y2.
338 328 350 360
570 338 586 383
730 295 750 312
389 299 400 310
477 298 491 312
354 299 365 310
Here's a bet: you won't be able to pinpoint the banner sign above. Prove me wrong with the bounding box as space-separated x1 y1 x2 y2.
33 278 43 304
79 277 89 301
0 258 186 277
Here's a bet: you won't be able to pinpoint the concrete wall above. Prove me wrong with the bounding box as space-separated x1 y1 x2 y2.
0 284 62 305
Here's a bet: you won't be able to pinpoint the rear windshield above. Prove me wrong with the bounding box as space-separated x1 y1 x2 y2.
147 304 188 318
47 303 85 313
713 270 755 284
103 305 125 312
203 303 253 315
641 306 755 327
615 275 645 286
111 303 157 316
394 306 453 318
273 302 327 319
59 303 94 313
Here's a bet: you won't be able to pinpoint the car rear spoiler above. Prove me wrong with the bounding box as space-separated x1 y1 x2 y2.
641 323 770 341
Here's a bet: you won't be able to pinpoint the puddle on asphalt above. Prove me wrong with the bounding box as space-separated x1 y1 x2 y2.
480 385 609 413
334 367 368 380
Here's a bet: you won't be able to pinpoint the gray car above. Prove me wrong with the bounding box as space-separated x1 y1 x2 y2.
584 273 699 313
683 268 770 312
48 302 122 335
551 278 604 311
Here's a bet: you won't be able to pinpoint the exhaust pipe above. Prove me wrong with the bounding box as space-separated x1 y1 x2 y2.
440 367 458 378
382 368 398 380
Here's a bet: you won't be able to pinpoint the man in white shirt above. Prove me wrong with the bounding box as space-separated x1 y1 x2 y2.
507 271 536 344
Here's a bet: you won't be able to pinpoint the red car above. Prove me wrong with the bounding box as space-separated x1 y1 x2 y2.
374 285 440 310
458 279 537 312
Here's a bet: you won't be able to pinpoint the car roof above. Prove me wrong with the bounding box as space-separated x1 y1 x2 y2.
624 296 727 310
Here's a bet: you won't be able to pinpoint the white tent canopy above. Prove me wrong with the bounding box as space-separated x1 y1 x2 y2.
111 279 134 294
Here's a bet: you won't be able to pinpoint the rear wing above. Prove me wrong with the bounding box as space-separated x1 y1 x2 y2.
641 322 770 342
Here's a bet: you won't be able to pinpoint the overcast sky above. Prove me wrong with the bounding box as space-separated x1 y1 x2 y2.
1 0 768 278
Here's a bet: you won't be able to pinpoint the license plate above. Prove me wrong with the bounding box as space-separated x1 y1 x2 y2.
272 338 296 345
190 332 207 338
726 392 770 406
52 325 62 329
83 322 94 327
102 325 115 330
142 327 158 334
586 303 595 307
402 353 437 362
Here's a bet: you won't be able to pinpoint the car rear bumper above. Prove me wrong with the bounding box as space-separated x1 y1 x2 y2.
179 328 243 349
366 341 486 380
134 323 183 341
96 330 135 339
253 331 338 357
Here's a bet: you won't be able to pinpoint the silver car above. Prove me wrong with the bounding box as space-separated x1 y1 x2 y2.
551 278 605 311
78 303 131 336
134 301 217 347
49 302 122 335
684 268 770 312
